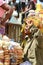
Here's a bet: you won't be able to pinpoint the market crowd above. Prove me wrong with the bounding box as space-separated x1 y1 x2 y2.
0 0 43 65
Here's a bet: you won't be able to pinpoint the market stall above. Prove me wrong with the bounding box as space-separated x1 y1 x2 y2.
0 0 43 65
0 35 23 65
5 22 22 42
5 13 22 42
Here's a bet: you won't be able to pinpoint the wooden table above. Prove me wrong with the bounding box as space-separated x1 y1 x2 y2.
5 22 22 42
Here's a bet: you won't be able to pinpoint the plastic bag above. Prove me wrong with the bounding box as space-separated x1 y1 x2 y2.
20 61 32 65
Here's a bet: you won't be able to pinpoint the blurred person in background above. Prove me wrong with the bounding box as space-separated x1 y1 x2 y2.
15 0 20 17
0 0 13 25
10 0 20 18
0 0 13 34
28 0 36 10
9 0 16 6
20 0 26 11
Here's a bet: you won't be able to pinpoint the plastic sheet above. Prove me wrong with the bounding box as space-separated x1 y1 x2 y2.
20 61 32 65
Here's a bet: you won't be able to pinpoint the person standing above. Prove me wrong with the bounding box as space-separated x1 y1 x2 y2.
27 0 36 10
0 0 13 34
20 0 26 11
0 0 13 24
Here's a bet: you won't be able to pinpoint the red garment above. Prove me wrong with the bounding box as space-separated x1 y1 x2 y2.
0 7 6 18
0 0 6 18
33 0 37 3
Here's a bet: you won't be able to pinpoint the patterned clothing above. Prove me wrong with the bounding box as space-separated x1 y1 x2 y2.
22 25 43 65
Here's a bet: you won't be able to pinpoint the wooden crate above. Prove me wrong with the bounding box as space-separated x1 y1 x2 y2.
5 23 22 42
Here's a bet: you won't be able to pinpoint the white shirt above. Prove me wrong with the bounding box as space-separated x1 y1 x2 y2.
12 10 18 16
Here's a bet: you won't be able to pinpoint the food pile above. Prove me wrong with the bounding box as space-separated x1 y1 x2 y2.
0 35 23 65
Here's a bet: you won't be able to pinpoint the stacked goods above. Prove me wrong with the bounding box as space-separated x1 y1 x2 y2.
10 46 23 65
4 49 10 65
0 40 10 65
35 4 43 33
35 4 43 19
35 4 42 12
0 36 23 65
0 44 4 65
